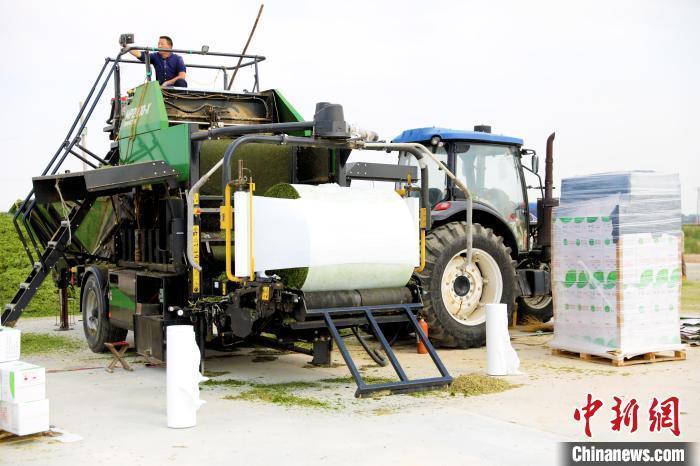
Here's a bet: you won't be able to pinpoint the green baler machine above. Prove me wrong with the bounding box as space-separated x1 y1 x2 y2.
2 42 452 397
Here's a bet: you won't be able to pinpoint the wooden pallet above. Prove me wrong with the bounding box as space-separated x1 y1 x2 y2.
552 348 686 367
0 429 52 444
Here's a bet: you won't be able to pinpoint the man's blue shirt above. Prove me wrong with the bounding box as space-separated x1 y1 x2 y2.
138 52 187 86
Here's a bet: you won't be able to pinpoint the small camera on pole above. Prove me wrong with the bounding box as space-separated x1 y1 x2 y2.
119 33 135 47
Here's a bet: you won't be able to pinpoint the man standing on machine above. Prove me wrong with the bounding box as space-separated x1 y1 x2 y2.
127 35 188 88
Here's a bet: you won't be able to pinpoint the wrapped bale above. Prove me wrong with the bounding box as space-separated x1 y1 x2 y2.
264 183 307 289
235 183 419 291
550 171 684 359
198 141 332 263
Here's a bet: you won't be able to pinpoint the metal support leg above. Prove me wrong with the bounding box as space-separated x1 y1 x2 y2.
404 307 451 378
322 312 366 395
58 286 70 331
57 268 71 331
365 311 408 381
311 336 332 366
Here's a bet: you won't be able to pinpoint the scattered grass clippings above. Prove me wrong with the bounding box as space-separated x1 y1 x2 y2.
202 370 230 378
201 378 248 388
447 373 518 397
303 362 344 369
20 332 82 354
225 387 332 409
319 375 396 385
372 407 396 416
536 363 614 376
256 380 320 390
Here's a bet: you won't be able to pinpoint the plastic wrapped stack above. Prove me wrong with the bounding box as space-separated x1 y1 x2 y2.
550 171 684 360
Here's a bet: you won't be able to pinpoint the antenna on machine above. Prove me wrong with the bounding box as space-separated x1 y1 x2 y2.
227 4 265 90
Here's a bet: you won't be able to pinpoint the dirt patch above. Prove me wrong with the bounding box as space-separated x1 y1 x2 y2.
252 356 278 363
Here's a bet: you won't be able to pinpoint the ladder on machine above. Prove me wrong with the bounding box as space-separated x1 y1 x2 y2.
2 54 141 327
306 302 453 397
2 199 96 327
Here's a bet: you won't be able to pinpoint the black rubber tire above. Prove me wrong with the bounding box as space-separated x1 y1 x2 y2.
417 222 517 348
517 295 553 323
81 273 127 353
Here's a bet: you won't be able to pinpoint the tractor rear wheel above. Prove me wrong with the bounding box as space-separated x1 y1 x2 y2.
81 273 127 353
517 295 553 323
417 222 517 348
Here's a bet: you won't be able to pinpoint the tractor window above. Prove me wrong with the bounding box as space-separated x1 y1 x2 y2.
398 147 447 206
455 144 528 251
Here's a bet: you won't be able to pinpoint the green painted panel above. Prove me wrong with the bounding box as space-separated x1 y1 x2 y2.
273 89 311 137
119 124 190 182
109 285 136 311
74 198 116 254
118 81 168 139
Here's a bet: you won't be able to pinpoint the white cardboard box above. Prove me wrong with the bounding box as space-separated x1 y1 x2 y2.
0 326 20 363
0 399 49 436
0 361 46 402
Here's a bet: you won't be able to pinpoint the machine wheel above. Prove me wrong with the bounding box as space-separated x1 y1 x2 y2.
81 273 127 353
517 295 553 323
417 222 517 348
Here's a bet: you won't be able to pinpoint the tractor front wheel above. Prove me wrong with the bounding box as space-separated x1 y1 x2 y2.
417 222 517 348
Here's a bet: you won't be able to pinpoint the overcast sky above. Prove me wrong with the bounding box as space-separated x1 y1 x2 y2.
0 0 698 214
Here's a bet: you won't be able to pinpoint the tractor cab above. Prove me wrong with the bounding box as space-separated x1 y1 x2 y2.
394 126 534 256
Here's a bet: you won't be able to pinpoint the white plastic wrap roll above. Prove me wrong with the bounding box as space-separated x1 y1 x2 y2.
234 184 419 291
485 304 520 376
166 325 208 428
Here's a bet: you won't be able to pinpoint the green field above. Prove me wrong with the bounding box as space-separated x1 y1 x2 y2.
682 279 700 315
685 224 700 254
0 213 78 318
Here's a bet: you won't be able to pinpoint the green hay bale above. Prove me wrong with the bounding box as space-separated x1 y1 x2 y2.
199 140 293 196
264 183 300 199
263 183 307 289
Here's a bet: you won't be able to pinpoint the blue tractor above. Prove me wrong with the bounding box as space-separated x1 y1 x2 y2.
394 126 557 348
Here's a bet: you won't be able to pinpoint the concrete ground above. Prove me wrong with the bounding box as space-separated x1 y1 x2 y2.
3 310 698 466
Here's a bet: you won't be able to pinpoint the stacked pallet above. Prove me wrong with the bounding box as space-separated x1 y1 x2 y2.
0 326 49 436
550 171 685 364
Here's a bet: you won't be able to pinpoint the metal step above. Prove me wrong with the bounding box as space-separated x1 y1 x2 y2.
313 302 452 397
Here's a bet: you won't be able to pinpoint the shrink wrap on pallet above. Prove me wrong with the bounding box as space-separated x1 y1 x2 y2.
550 172 684 360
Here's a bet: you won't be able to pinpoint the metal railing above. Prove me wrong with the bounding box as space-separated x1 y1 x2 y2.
12 46 267 268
